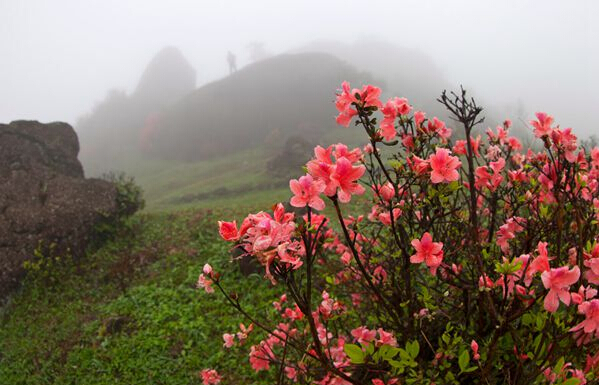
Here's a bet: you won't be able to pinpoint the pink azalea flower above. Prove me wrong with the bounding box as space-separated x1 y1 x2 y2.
428 148 461 184
507 136 522 150
471 340 480 360
223 333 235 348
496 217 524 254
249 343 273 371
541 265 581 312
584 244 599 284
466 135 482 157
285 366 298 381
351 326 376 345
571 299 599 342
236 323 254 344
414 110 426 128
330 157 366 203
401 134 415 150
335 82 382 127
218 220 239 241
197 274 214 294
453 140 468 156
408 155 430 175
530 112 554 138
525 242 553 286
334 143 363 163
289 174 326 210
372 379 399 385
200 369 221 385
410 232 444 276
376 328 398 347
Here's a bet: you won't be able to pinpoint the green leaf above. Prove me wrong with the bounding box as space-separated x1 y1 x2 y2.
387 359 402 368
561 379 580 385
365 342 375 356
458 350 470 373
406 340 420 358
381 345 400 360
344 343 365 364
554 357 565 374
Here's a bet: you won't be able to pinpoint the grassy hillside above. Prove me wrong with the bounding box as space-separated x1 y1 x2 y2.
110 123 366 212
0 209 281 384
128 146 290 211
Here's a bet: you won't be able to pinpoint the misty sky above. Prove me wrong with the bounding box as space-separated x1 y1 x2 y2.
1 0 598 136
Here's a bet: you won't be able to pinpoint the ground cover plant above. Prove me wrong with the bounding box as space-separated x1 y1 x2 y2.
209 82 599 384
0 209 277 384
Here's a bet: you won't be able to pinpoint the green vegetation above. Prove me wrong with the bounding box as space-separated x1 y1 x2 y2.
0 124 368 384
0 209 280 384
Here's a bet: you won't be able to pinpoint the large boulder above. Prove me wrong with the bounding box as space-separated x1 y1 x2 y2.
0 120 118 300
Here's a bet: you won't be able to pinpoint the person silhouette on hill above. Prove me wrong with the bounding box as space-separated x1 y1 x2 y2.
227 51 237 74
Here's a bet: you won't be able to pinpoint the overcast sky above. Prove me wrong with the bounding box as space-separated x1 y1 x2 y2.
1 0 598 136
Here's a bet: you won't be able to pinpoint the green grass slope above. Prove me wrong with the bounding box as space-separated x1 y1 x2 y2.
0 209 282 384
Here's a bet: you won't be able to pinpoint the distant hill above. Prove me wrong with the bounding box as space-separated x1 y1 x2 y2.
295 39 507 138
146 52 376 162
77 46 196 175
133 46 196 109
295 39 451 116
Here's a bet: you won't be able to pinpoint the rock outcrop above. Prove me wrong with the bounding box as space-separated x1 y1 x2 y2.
0 120 118 300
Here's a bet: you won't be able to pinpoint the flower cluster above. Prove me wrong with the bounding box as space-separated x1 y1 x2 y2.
204 82 599 384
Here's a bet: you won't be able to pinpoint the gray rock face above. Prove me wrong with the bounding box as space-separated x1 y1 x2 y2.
0 121 118 299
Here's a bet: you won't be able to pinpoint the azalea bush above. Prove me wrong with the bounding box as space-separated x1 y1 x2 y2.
200 82 599 385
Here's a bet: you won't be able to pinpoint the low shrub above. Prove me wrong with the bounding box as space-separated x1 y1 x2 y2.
204 83 599 384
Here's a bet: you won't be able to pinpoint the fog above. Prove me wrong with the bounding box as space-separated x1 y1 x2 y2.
1 0 598 137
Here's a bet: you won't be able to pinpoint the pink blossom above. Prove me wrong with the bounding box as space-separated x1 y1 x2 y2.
471 340 480 360
249 342 273 371
507 136 522 150
376 328 398 347
584 244 599 284
200 369 221 385
401 134 415 150
541 266 581 312
428 148 461 184
526 242 553 285
414 111 426 128
372 379 399 385
571 299 599 343
237 323 253 344
479 274 495 289
496 217 524 253
197 274 214 294
307 144 366 203
380 97 411 141
223 333 235 348
408 155 430 175
373 182 395 202
351 326 376 345
285 366 298 381
426 117 451 140
410 232 444 276
289 174 326 210
335 82 382 127
530 112 554 138
330 157 366 203
218 221 239 241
